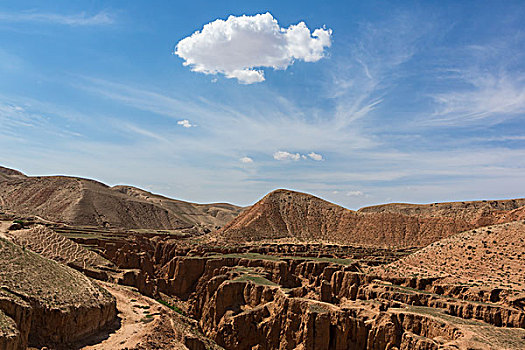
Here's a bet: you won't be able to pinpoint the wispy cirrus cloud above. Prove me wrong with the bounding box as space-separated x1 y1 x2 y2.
418 31 525 127
329 13 430 129
0 10 114 26
74 76 375 157
428 72 525 126
0 99 83 141
120 123 169 143
346 190 364 197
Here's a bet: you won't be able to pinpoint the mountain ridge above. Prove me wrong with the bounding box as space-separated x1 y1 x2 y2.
216 188 525 247
0 166 241 230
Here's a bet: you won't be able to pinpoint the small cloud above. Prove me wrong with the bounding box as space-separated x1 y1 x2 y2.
332 190 339 194
308 152 323 161
346 191 364 197
177 119 195 128
175 13 332 84
240 156 253 163
0 10 114 26
273 151 301 161
273 150 325 162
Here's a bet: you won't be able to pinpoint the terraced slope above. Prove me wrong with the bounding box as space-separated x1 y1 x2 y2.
217 189 525 247
8 225 112 270
0 234 116 349
0 166 241 230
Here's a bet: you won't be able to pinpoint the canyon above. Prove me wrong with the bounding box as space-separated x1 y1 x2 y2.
0 166 524 349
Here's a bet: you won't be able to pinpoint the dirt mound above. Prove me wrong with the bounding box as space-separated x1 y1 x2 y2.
0 166 241 230
0 235 116 349
374 221 525 291
217 189 525 247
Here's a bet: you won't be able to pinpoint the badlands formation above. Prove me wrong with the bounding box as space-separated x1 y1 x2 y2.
0 166 524 349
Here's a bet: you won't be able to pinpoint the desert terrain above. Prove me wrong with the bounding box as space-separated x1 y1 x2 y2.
0 166 524 349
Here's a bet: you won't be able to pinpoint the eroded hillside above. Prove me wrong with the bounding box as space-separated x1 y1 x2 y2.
0 222 117 349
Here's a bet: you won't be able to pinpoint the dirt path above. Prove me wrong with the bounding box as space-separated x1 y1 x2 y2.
78 282 175 350
0 220 11 239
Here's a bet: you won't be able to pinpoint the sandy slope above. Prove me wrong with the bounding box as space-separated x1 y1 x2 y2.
374 220 525 290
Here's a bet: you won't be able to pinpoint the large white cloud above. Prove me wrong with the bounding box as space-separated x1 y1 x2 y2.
175 13 332 84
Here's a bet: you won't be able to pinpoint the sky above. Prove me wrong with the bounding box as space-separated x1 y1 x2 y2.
1 1 524 209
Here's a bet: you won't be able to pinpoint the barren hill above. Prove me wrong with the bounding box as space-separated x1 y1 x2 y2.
0 166 241 230
217 189 525 247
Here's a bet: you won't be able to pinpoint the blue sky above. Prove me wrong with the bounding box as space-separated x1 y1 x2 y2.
1 1 524 208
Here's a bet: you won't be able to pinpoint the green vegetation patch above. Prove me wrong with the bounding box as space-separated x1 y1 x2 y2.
233 266 258 273
406 306 487 326
157 299 184 315
308 302 331 313
285 256 354 265
234 274 279 286
207 252 353 265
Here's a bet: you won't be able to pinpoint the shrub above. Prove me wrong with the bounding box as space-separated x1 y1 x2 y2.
157 299 184 315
